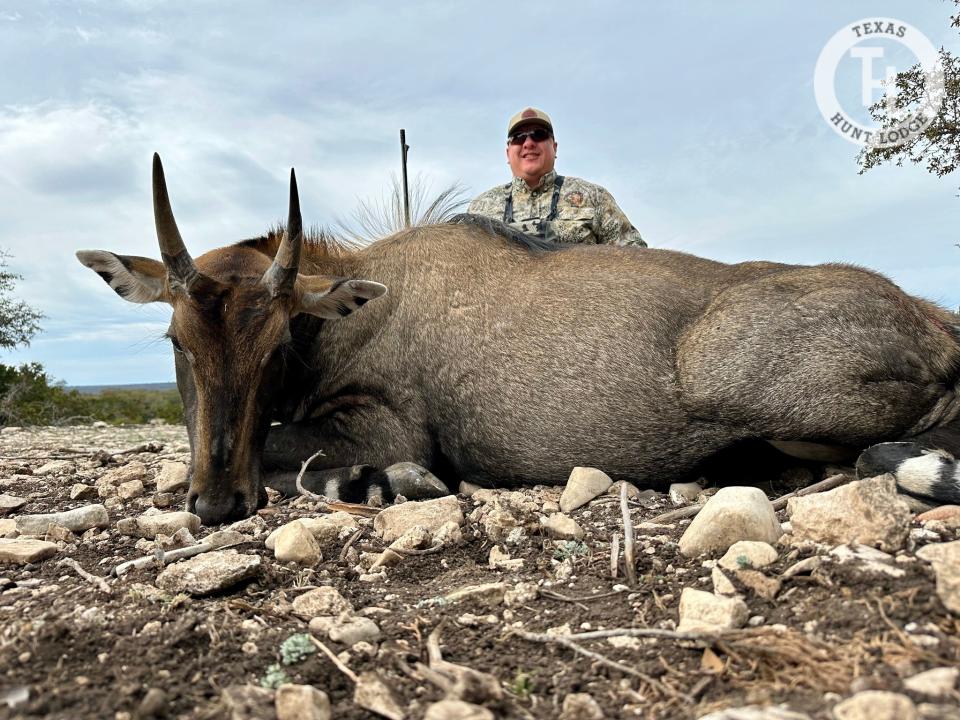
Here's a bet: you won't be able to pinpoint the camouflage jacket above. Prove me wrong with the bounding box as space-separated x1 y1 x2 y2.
467 171 646 247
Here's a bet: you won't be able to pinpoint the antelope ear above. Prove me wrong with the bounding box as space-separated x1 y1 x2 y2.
296 276 387 319
76 250 170 304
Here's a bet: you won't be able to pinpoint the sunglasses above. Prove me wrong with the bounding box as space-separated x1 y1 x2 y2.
508 128 552 145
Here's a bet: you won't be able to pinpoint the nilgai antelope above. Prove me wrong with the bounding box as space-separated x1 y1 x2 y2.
78 155 960 524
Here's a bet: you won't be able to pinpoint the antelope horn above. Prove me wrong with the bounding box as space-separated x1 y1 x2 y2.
263 168 303 297
152 153 200 293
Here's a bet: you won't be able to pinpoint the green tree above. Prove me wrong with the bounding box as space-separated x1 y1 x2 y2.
0 250 42 349
858 3 960 191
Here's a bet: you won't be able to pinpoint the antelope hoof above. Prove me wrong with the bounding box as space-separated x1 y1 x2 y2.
384 462 449 499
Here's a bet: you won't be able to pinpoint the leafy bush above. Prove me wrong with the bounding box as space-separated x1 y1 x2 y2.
0 362 183 426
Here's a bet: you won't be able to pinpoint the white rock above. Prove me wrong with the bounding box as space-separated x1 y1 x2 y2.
677 587 749 632
156 550 261 596
445 582 507 605
292 587 353 617
353 672 404 720
559 692 604 720
712 567 739 596
678 487 781 558
373 496 463 542
99 461 150 486
559 467 612 513
697 707 811 720
718 541 778 571
0 494 27 514
540 513 585 540
832 690 916 720
69 484 97 501
155 461 189 493
916 540 960 565
117 479 145 500
16 505 110 535
265 512 357 550
273 521 322 565
0 538 58 564
787 475 911 552
902 667 959 697
433 520 462 546
424 700 494 720
503 582 539 607
124 511 201 539
328 617 381 646
0 519 16 538
33 460 73 476
275 684 331 720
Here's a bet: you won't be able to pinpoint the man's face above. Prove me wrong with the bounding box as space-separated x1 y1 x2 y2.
506 123 557 186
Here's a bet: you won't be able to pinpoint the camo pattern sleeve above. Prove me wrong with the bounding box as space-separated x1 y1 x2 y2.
467 185 509 217
594 185 646 248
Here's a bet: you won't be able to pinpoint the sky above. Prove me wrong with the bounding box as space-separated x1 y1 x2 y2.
0 1 958 386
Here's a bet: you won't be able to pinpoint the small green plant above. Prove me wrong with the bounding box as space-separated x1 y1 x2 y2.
553 540 588 561
260 663 291 689
513 670 534 697
735 554 752 569
279 633 317 665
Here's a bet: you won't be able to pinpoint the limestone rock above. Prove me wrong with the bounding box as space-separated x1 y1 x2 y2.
540 513 585 540
560 467 612 512
445 582 507 605
155 461 190 493
697 707 811 720
16 504 110 535
100 461 150 486
787 475 911 552
117 478 145 500
122 511 201 539
718 541 778 571
678 487 781 558
0 538 58 564
903 667 958 698
328 617 381 646
274 684 330 720
353 672 403 720
424 700 494 720
503 581 539 607
273 521 322 565
832 690 916 720
677 587 749 632
560 693 604 720
265 512 357 549
0 494 27 515
829 544 905 578
373 495 463 542
69 484 97 501
0 519 16 538
156 550 261 596
712 567 738 596
33 460 73 476
916 541 960 614
291 586 353 617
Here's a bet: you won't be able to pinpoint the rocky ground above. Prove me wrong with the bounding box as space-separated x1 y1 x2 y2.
0 425 959 720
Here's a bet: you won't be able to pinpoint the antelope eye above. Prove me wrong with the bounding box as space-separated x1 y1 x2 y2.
169 336 184 353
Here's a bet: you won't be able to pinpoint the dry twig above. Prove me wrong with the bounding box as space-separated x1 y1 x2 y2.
610 533 620 578
621 482 637 586
309 635 359 683
294 449 327 500
58 557 112 594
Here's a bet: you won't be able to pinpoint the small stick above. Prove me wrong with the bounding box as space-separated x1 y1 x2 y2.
58 557 112 594
621 483 637 587
610 533 620 578
515 630 689 701
339 527 365 561
112 539 257 576
295 449 327 500
539 589 590 612
309 636 358 683
517 627 713 644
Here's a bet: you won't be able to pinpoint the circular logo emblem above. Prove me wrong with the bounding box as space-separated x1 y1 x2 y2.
814 18 945 148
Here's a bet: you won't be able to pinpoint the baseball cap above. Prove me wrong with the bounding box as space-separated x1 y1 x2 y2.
507 107 554 138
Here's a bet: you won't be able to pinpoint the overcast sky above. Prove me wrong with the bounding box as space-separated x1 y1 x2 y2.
0 1 958 386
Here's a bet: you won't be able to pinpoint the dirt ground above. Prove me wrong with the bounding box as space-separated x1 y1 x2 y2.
1 424 959 720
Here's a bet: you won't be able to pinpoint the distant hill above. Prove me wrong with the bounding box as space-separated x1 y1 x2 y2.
68 382 178 395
